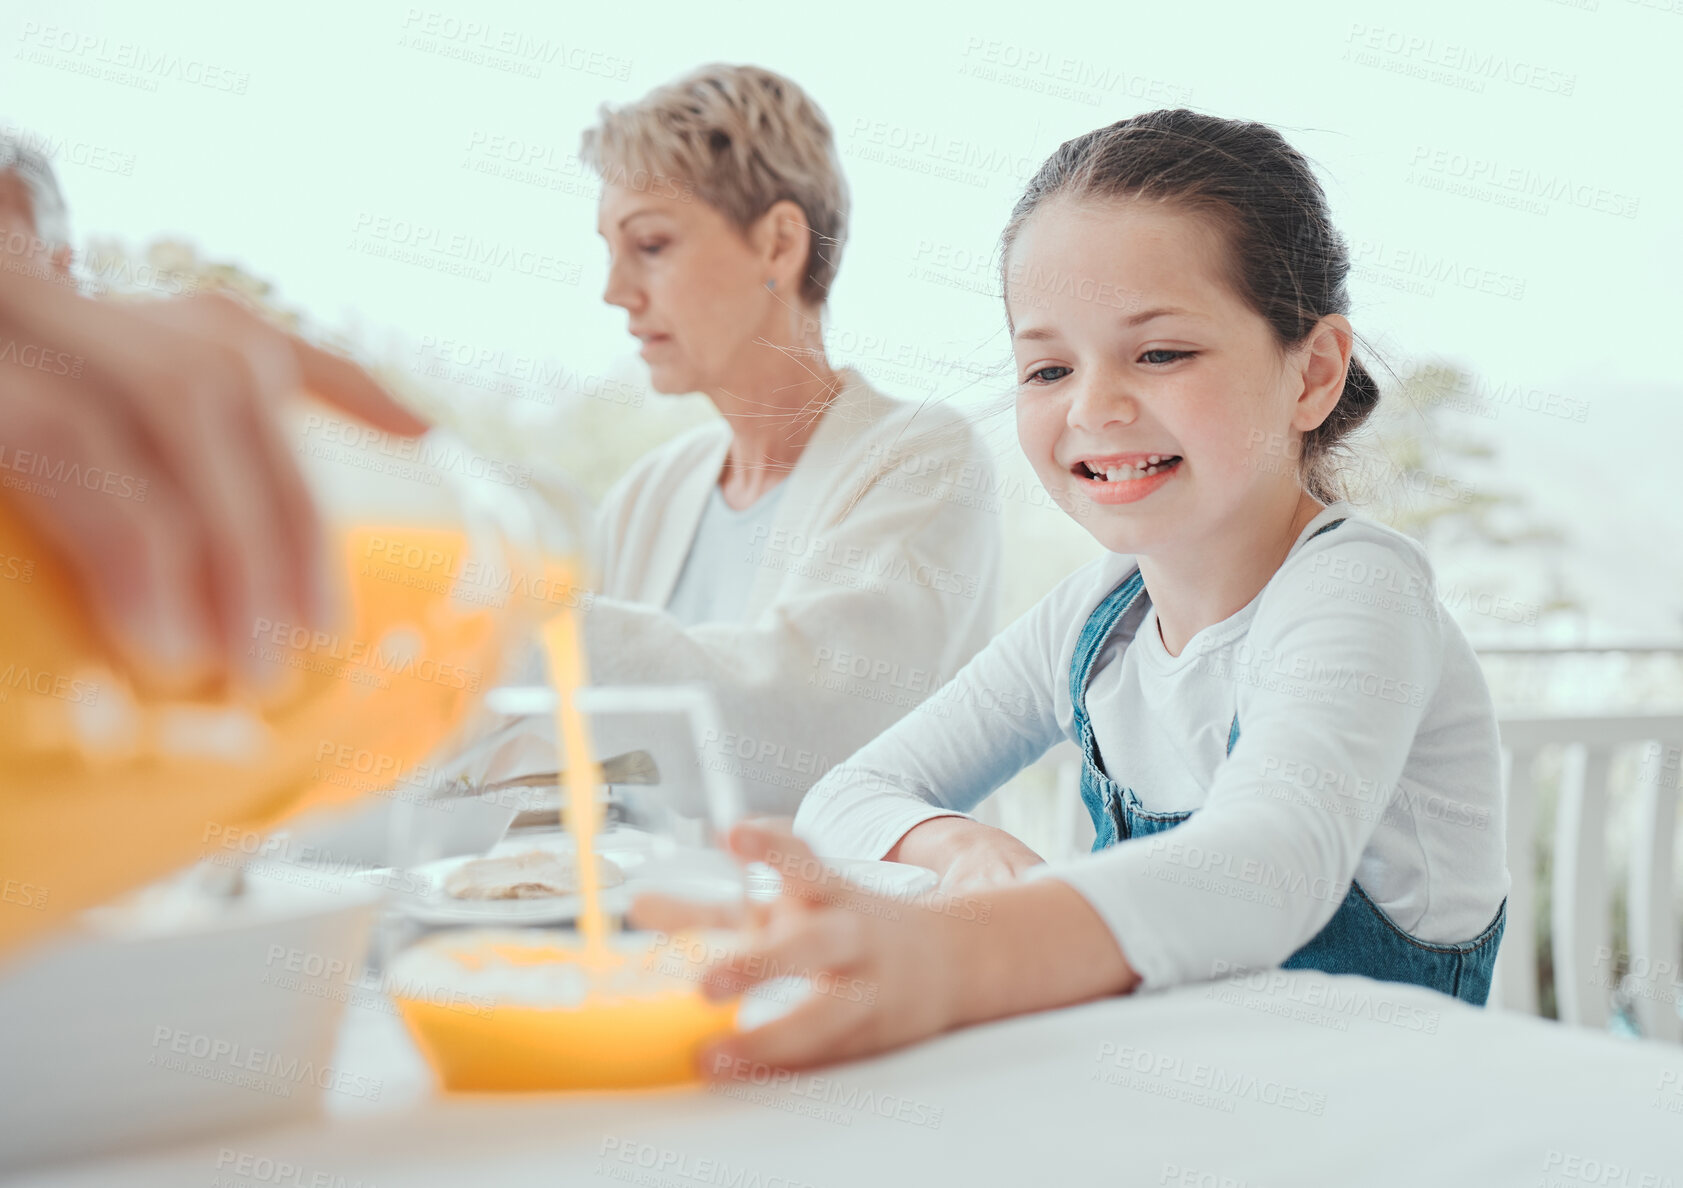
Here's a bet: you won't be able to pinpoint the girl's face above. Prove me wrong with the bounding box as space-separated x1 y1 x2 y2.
598 182 785 395
1008 197 1341 557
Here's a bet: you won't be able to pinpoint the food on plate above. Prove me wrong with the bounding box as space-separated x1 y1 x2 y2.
444 849 624 900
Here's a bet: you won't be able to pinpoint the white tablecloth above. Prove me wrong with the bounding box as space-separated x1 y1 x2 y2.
10 969 1681 1188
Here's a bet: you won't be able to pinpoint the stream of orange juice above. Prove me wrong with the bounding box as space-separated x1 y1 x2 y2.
539 605 616 966
390 596 741 1091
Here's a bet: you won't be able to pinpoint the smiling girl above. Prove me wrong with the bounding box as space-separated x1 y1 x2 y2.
643 108 1509 1072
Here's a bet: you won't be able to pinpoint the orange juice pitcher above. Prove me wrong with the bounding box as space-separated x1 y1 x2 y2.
0 398 586 955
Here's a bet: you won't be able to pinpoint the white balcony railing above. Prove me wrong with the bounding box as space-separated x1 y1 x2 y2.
1492 712 1683 1041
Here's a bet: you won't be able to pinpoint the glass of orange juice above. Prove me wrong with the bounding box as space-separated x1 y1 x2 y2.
379 671 752 1091
387 927 741 1092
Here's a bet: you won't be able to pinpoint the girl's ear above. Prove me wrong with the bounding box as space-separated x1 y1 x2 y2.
753 199 811 293
1291 313 1353 433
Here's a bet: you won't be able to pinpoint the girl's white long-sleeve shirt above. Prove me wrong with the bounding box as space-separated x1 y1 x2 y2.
793 502 1511 992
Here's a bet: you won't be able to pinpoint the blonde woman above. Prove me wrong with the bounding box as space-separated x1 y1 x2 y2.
479 65 1001 814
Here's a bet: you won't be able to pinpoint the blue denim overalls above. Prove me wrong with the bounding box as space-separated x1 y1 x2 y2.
1070 520 1506 1005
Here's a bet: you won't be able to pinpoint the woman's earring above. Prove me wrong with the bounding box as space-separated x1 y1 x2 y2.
764 278 777 291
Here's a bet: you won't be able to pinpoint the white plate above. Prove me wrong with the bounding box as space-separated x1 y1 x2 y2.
363 842 938 923
359 836 651 926
744 858 938 903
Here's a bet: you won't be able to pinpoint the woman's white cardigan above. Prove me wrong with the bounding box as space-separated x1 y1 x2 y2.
465 368 1002 814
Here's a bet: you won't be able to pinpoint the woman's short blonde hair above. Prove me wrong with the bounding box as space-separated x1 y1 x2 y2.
579 63 849 306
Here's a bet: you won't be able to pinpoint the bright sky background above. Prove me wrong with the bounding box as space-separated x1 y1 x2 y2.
7 0 1679 640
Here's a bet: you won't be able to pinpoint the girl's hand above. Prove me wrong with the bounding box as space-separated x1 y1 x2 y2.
885 815 1046 894
631 821 1140 1074
631 821 978 1073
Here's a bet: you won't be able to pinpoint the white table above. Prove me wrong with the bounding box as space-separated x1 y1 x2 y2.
10 969 1681 1188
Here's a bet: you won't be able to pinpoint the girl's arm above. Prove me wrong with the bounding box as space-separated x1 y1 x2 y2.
647 538 1445 1073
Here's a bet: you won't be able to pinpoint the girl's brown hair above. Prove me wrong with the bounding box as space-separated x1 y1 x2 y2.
1000 108 1380 503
